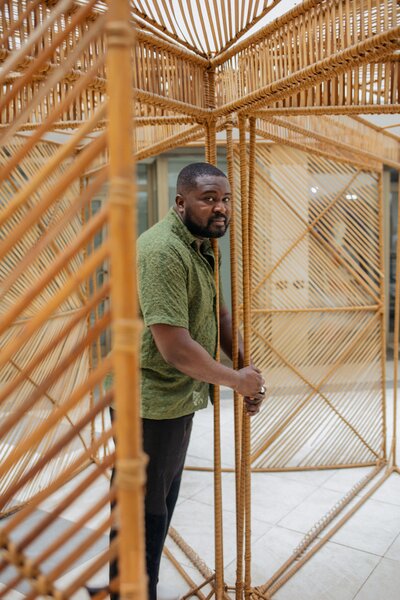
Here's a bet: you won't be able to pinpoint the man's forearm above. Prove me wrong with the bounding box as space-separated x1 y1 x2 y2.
150 323 264 398
163 333 240 389
219 308 245 367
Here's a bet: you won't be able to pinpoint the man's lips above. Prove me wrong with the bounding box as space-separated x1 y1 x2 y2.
210 217 227 224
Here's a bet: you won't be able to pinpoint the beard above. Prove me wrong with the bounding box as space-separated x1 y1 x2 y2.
183 213 230 238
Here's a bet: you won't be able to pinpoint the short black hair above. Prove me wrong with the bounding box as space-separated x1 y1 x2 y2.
177 162 227 193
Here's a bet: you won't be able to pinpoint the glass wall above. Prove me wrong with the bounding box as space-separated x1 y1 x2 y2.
137 162 157 235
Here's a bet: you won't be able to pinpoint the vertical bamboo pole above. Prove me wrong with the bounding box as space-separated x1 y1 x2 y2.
392 170 400 468
248 117 256 278
244 117 256 600
238 114 252 600
106 3 146 600
205 66 224 600
377 170 387 463
226 122 244 600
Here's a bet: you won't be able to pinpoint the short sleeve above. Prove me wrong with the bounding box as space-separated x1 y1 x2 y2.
138 242 189 329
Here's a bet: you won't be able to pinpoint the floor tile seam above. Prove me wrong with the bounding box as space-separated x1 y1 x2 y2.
184 458 214 467
4 509 109 539
383 528 400 557
177 494 236 513
377 555 400 564
351 554 395 600
250 471 323 492
176 494 278 527
184 460 235 469
179 486 213 501
323 537 392 558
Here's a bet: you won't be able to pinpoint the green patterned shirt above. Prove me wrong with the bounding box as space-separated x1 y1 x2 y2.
138 208 222 419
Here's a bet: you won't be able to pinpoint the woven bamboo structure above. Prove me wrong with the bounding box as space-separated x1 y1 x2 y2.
0 0 399 598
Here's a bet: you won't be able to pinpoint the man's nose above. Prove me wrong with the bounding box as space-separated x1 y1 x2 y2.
213 199 227 212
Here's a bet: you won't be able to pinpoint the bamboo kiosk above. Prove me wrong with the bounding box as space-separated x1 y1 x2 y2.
0 0 399 598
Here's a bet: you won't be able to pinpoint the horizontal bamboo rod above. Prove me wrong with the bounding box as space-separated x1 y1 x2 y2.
249 305 381 314
1 115 199 131
252 105 400 117
184 461 381 473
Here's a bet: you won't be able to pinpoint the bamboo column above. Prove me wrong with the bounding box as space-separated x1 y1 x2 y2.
392 170 400 469
205 65 225 600
245 118 257 599
378 171 388 462
237 114 252 600
225 121 244 600
106 3 146 600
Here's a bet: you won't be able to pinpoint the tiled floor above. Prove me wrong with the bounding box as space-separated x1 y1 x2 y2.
1 379 399 599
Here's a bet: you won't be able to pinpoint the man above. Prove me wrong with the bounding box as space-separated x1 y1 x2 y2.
137 162 265 600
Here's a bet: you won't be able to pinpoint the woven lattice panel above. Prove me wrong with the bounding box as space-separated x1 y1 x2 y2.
214 0 400 114
0 3 121 596
234 143 385 469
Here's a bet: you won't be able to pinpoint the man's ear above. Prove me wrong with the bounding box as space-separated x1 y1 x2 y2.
175 193 184 214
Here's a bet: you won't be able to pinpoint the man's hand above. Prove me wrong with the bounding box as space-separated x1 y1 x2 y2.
234 365 265 398
244 392 265 416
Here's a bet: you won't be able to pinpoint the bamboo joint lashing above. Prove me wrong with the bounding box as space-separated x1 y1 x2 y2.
106 20 134 48
119 581 148 599
115 455 148 491
109 177 136 207
112 318 142 354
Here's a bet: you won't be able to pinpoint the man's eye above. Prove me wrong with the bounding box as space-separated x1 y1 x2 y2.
222 197 230 203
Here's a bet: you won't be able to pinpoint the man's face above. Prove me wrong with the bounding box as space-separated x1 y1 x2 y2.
176 175 232 239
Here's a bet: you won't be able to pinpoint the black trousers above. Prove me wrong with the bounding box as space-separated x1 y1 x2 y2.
110 412 194 600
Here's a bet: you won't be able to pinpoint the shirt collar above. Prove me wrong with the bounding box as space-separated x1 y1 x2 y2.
167 207 212 252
